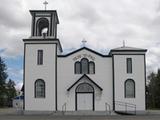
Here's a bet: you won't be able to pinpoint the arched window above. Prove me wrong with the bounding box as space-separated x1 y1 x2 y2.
74 58 95 74
89 62 95 74
75 61 81 74
81 58 89 74
125 79 135 98
76 83 94 93
36 18 49 36
35 79 45 98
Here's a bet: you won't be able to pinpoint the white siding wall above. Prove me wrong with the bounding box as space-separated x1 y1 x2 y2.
24 45 146 112
25 44 56 111
113 55 145 111
57 49 113 111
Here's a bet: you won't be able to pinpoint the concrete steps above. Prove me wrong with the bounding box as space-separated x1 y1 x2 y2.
53 111 116 116
23 110 116 116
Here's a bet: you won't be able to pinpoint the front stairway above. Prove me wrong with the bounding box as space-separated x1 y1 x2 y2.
64 111 110 116
52 110 117 116
60 101 136 116
60 102 114 116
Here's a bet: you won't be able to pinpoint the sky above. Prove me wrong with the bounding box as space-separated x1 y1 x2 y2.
0 0 160 89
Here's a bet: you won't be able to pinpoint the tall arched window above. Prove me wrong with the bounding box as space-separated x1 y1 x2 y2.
37 50 43 65
75 61 81 74
81 58 89 74
36 18 49 36
89 62 95 74
127 58 132 73
35 79 45 98
125 79 135 98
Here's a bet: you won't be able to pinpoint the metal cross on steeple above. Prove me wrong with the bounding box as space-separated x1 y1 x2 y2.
123 40 125 47
82 39 87 47
43 1 48 10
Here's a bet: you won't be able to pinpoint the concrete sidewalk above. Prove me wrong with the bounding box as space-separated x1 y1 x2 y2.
0 108 17 115
1 114 160 120
146 110 160 115
1 108 160 116
0 109 160 120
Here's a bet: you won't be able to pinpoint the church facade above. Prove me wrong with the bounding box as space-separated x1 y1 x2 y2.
23 10 147 113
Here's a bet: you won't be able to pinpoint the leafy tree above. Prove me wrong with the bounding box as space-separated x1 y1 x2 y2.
147 72 156 108
6 79 17 107
154 69 160 108
0 57 8 86
0 56 17 107
0 57 8 107
147 69 160 109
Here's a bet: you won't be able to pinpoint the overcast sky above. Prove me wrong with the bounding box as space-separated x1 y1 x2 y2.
0 0 160 89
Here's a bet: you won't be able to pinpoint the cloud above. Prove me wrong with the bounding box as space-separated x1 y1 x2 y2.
0 0 30 57
8 68 23 78
15 81 23 90
1 0 160 79
0 0 29 29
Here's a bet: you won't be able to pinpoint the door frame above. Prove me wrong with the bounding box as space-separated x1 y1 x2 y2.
75 92 94 111
75 83 95 111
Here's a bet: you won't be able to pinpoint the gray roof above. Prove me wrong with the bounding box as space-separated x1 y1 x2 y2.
110 46 147 52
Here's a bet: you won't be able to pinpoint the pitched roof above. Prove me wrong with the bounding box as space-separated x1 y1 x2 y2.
67 74 103 91
58 47 110 57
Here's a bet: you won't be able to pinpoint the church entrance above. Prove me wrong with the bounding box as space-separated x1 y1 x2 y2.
75 83 94 111
77 93 93 110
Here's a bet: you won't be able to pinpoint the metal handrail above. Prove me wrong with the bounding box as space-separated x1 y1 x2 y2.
62 103 66 115
105 102 111 115
115 101 136 114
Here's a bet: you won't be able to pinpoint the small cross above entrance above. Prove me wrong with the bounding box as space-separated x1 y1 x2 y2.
43 1 48 10
82 39 87 47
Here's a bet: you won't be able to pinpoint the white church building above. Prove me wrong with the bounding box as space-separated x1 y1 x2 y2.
23 10 147 114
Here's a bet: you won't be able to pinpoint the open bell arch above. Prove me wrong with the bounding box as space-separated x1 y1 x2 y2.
36 18 49 36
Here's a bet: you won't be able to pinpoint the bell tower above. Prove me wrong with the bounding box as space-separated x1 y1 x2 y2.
23 9 62 112
30 10 59 38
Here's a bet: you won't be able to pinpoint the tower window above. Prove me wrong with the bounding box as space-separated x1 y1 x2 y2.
37 50 43 65
125 79 135 98
35 79 45 98
127 58 132 73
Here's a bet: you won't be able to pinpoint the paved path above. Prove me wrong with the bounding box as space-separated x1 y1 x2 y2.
0 108 17 115
1 108 160 120
1 115 160 120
